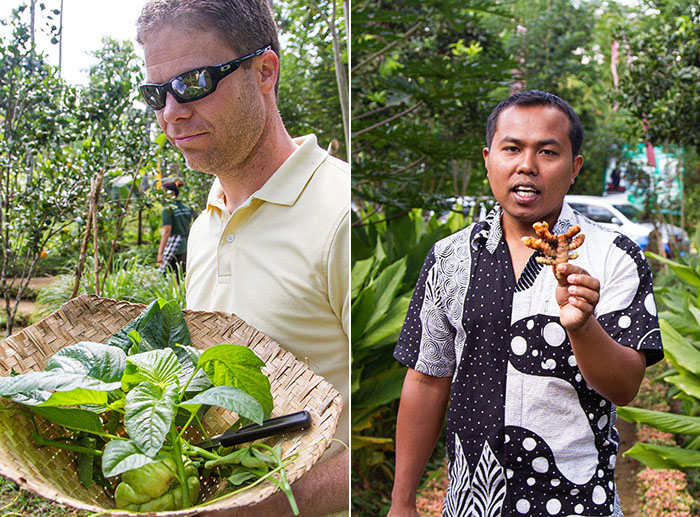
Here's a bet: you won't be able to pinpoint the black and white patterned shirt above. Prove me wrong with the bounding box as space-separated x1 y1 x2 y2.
394 202 663 517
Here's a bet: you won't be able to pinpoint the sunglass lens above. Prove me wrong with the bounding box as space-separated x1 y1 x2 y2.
139 85 165 110
172 70 213 101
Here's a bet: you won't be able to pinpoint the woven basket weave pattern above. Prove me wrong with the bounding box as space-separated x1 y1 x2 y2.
0 295 341 516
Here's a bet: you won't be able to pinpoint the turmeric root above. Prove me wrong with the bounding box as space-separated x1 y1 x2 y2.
521 221 585 279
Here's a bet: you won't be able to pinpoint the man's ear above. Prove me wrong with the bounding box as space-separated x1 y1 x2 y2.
571 155 584 184
483 147 490 175
256 50 279 95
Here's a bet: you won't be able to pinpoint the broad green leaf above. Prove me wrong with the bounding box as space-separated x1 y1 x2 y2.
30 406 104 434
665 373 700 400
646 252 700 287
107 299 191 353
198 345 272 418
121 348 182 391
124 382 178 457
102 439 158 477
365 258 407 331
180 385 263 425
45 342 126 383
624 442 700 469
351 367 406 408
351 256 376 298
38 388 108 407
355 294 411 351
660 320 700 376
617 406 700 436
351 283 376 338
690 306 700 330
0 371 120 400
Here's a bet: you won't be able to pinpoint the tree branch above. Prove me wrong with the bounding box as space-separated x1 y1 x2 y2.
351 21 422 73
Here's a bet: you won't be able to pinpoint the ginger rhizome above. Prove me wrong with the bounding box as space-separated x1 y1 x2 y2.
521 222 585 278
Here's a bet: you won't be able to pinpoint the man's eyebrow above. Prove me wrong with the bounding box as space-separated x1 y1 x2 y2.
498 136 562 147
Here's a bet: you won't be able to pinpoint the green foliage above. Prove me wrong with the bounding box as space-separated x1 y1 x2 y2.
619 238 700 470
352 0 512 212
351 208 466 484
615 1 700 153
32 257 186 321
277 0 348 158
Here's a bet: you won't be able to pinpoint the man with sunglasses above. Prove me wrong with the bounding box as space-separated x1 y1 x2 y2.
136 1 349 515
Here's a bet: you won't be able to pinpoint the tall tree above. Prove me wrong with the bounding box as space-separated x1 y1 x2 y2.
351 0 513 213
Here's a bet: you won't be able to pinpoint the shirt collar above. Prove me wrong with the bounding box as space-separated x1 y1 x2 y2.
472 202 578 254
206 134 327 211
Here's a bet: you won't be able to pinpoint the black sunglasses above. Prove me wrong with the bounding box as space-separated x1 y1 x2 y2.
139 45 271 110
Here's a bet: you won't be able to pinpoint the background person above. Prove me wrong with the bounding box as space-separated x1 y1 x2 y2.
156 180 192 275
136 1 350 515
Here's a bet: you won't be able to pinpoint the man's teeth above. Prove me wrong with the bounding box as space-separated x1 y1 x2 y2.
514 187 538 198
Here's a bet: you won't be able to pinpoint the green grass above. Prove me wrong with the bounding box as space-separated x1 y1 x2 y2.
0 476 89 516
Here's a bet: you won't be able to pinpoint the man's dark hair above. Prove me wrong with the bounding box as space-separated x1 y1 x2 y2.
485 90 584 157
162 181 179 198
136 0 280 94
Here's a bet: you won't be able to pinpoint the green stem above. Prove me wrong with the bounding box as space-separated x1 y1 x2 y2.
177 411 197 439
184 442 219 461
194 414 210 440
251 444 298 515
31 431 102 456
179 366 199 398
169 426 190 509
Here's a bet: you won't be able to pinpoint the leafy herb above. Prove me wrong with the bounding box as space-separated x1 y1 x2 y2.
0 299 299 513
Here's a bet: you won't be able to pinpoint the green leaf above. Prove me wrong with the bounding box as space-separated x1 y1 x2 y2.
661 320 700 376
124 382 179 457
646 252 700 287
354 294 411 351
365 258 407 331
30 406 104 434
180 385 264 425
617 406 700 436
198 345 272 418
37 388 109 407
45 342 126 383
77 436 96 488
624 442 700 469
121 348 182 391
107 299 191 353
351 256 376 298
665 373 700 400
0 371 121 401
102 439 158 477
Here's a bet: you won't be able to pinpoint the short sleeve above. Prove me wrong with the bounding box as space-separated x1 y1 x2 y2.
596 235 663 365
162 206 173 226
394 245 456 377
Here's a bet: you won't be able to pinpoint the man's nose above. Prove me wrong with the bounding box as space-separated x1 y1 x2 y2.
161 92 193 123
517 150 537 175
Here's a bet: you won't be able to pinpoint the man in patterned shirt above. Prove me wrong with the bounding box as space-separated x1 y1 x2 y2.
389 90 663 517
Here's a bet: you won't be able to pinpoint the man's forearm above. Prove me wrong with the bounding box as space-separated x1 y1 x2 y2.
157 225 172 260
568 317 646 406
390 369 451 515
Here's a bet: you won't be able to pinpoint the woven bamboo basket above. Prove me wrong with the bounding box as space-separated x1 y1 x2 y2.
0 294 342 516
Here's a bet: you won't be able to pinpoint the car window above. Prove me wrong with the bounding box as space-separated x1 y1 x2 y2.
569 203 589 216
586 205 616 224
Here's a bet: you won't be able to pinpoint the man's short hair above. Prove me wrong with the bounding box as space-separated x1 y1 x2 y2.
136 0 280 90
485 90 584 157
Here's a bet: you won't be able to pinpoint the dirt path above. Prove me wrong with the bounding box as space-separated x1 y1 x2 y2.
616 419 642 516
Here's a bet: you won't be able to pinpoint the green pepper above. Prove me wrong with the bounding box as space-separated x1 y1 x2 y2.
114 456 200 511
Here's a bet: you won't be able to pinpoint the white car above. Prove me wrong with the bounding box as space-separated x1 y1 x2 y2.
565 195 651 249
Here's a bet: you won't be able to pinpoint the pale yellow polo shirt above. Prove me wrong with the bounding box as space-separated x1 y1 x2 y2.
185 134 349 445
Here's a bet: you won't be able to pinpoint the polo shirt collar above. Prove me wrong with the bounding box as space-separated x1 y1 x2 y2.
206 134 327 212
472 201 578 255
